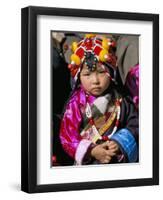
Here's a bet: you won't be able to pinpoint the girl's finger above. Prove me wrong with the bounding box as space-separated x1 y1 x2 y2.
108 144 117 149
106 150 116 156
110 146 119 153
101 159 110 164
105 155 111 161
109 141 116 145
101 141 110 147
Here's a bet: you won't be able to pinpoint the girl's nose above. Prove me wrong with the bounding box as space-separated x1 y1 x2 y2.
91 73 100 84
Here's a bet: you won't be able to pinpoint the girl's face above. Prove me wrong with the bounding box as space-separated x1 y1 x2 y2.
80 63 110 96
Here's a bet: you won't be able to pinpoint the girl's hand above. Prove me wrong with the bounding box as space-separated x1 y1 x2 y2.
91 141 116 164
108 141 120 154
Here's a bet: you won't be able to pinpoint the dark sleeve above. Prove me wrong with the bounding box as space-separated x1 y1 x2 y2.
120 96 139 143
110 96 139 162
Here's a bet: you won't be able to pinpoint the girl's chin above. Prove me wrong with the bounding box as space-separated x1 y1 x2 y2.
90 91 103 96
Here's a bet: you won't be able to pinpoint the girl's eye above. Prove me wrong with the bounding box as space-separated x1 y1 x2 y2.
98 70 105 74
83 73 90 76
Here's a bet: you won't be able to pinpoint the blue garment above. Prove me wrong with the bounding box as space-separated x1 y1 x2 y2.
111 128 138 162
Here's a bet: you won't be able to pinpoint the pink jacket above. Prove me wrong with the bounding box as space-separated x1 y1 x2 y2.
59 86 96 165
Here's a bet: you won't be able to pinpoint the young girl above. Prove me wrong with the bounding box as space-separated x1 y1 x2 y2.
59 34 138 165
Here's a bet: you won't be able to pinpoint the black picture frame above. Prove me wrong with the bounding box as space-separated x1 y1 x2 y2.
21 6 159 193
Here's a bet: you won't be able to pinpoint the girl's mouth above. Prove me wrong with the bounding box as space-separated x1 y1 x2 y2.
91 87 101 92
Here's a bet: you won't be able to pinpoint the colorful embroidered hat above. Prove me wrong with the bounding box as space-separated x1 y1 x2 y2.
68 34 117 82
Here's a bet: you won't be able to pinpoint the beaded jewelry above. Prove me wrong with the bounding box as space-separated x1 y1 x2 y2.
85 95 122 144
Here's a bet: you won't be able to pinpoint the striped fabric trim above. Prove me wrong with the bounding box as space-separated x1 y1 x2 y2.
75 139 92 165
